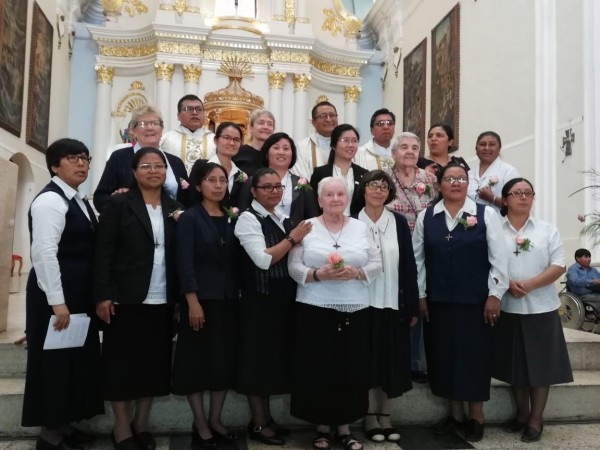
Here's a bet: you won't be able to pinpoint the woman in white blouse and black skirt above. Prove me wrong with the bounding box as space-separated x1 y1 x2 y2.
493 178 572 443
288 177 382 450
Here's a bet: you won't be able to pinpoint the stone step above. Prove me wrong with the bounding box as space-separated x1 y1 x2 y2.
1 370 599 438
2 327 599 379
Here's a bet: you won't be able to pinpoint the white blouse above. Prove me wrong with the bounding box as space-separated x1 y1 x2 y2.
358 208 399 310
288 217 382 312
501 216 565 314
143 205 167 305
467 157 520 213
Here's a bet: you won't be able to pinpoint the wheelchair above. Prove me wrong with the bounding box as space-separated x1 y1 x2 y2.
558 283 600 333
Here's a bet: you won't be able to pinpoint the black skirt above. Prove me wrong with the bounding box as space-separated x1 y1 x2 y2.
102 304 173 401
493 309 573 386
369 307 412 398
424 302 492 401
172 299 238 394
236 293 294 395
291 303 369 425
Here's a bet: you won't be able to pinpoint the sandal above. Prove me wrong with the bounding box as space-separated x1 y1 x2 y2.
364 413 384 442
313 431 332 450
336 434 363 450
377 414 401 442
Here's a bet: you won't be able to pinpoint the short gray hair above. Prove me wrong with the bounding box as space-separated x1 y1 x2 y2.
250 109 275 127
393 131 421 152
131 104 163 125
317 176 348 197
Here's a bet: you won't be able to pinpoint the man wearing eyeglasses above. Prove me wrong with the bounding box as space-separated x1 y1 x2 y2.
161 95 216 173
291 101 339 180
354 108 397 171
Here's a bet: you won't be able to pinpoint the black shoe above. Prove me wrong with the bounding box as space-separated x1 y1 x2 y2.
501 417 526 433
131 423 156 450
209 426 237 441
464 419 484 442
432 416 463 435
111 434 140 450
364 427 385 443
521 425 543 443
248 424 285 446
411 371 428 384
36 438 77 450
267 418 291 436
191 424 219 449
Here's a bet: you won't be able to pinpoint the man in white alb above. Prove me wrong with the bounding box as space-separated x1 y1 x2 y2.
291 101 339 180
354 108 397 171
161 95 216 173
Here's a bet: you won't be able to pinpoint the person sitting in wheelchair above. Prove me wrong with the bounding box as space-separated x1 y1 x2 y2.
566 248 600 312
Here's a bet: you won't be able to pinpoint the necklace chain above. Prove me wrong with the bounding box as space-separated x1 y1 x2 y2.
322 216 345 249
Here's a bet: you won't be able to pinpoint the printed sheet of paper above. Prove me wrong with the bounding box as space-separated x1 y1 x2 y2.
43 314 90 350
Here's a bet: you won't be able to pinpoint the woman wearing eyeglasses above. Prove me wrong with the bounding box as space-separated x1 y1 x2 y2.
94 147 182 450
412 163 509 442
355 170 419 444
22 139 104 450
187 122 246 209
93 104 188 214
310 124 368 216
235 167 312 445
493 178 572 443
467 131 520 213
233 110 276 176
171 162 241 448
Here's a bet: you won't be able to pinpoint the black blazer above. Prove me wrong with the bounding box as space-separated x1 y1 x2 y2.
310 163 368 215
237 173 319 227
93 187 181 305
176 204 239 300
392 212 420 320
185 159 245 209
93 145 188 213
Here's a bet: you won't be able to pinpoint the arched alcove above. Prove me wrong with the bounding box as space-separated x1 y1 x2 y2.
9 153 36 273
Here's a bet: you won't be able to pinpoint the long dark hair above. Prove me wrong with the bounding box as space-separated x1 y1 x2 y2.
427 123 457 153
499 177 535 216
328 124 360 165
260 132 297 169
192 162 229 209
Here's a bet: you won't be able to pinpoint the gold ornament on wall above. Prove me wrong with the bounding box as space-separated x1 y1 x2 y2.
130 80 145 90
155 62 175 81
310 57 360 77
344 86 361 103
95 65 115 84
268 72 286 90
316 95 329 104
293 74 311 91
102 0 148 17
322 2 362 38
270 50 310 64
183 65 202 83
100 43 158 57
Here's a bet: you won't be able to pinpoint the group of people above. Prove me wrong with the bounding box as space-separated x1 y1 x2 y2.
22 95 573 450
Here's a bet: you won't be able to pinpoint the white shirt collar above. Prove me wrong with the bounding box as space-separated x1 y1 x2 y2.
502 215 536 233
433 196 478 217
51 176 84 201
311 132 331 149
250 199 286 223
178 125 212 137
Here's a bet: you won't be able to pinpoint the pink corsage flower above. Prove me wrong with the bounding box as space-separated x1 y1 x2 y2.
488 176 499 187
224 206 240 223
295 177 313 191
235 171 248 183
180 178 189 190
515 235 533 253
458 215 478 230
415 182 432 196
327 252 345 268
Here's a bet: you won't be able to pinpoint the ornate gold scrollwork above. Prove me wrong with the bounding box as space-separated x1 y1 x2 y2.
293 74 311 91
203 49 269 64
268 72 286 89
158 41 202 56
183 65 202 83
310 57 360 77
344 85 361 103
99 44 157 57
95 65 114 84
270 50 310 64
155 62 175 81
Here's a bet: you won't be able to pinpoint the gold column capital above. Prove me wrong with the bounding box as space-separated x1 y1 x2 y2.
268 71 286 89
344 85 361 103
293 73 311 91
183 64 202 83
155 62 174 81
95 65 114 84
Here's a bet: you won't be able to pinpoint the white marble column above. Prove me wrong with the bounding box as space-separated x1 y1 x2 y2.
183 64 202 96
272 0 285 20
344 86 360 127
268 71 286 129
534 0 557 223
293 74 310 141
92 65 114 190
155 62 174 130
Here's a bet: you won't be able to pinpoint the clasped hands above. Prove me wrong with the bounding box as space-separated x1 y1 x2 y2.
316 264 361 281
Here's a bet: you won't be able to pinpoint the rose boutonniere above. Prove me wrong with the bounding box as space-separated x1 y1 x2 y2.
295 177 312 191
327 252 344 268
169 208 183 221
515 235 533 253
224 206 239 223
235 171 248 183
488 176 499 187
458 214 478 230
415 182 432 196
180 178 189 190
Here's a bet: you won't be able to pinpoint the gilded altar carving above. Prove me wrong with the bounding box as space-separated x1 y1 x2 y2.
322 9 342 36
157 41 202 56
270 50 310 64
344 85 361 103
293 74 311 91
310 57 360 77
322 4 362 38
99 44 157 57
203 49 269 65
268 72 286 89
95 65 114 84
155 62 175 81
102 0 148 17
183 65 202 83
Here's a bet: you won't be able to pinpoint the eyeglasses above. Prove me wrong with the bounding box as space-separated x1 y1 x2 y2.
255 184 285 192
339 137 359 145
366 182 390 192
137 163 167 171
314 113 338 120
507 190 535 198
442 176 468 184
66 154 92 164
374 120 394 127
135 120 163 128
181 105 204 113
203 177 228 185
219 135 242 144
